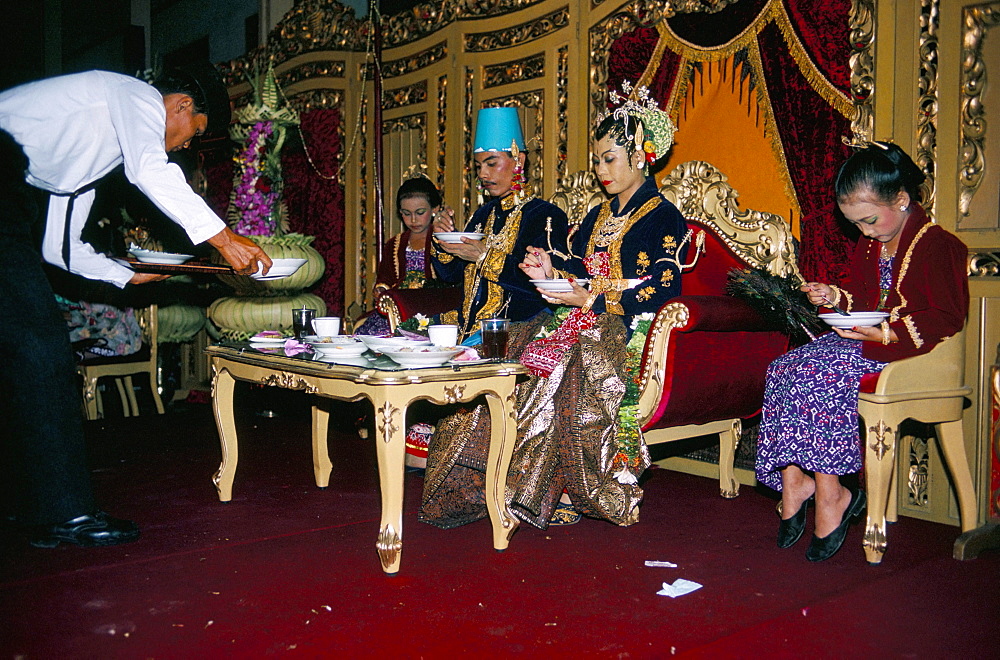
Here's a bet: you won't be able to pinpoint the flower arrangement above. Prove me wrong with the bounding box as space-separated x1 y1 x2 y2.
398 313 431 336
231 120 279 235
227 63 300 237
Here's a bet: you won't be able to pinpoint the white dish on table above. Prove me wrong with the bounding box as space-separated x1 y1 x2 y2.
530 278 589 293
250 258 307 280
381 346 464 367
819 311 890 328
129 247 195 265
358 335 432 352
248 332 287 345
303 335 368 356
312 353 371 366
433 232 486 244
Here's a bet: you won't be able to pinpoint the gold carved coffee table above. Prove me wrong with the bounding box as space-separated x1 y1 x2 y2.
205 345 526 574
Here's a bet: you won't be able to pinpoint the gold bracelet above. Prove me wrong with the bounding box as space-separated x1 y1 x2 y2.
880 320 891 345
476 250 488 265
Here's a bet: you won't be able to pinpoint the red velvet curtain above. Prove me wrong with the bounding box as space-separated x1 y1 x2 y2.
281 109 346 316
606 0 855 285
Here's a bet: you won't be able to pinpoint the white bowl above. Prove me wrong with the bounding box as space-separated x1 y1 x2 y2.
129 248 195 265
433 232 486 244
819 311 890 328
358 335 432 352
381 346 464 367
530 278 589 293
250 258 308 280
304 335 368 356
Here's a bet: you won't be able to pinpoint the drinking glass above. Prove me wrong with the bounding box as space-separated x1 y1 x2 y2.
479 318 510 361
291 308 316 340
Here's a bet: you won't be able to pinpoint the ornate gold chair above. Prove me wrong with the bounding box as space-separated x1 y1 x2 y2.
857 328 976 564
77 304 165 420
630 161 797 497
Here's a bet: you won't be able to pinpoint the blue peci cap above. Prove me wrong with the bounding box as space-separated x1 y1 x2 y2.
473 107 525 153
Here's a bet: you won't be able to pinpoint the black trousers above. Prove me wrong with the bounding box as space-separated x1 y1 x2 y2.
0 130 95 525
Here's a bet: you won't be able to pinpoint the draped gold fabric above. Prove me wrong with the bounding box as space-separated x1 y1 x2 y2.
420 312 649 530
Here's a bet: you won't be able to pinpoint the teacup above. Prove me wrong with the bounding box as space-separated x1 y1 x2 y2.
427 324 459 347
312 316 341 336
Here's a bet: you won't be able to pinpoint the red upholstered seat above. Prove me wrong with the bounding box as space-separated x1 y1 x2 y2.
375 286 463 332
859 372 881 393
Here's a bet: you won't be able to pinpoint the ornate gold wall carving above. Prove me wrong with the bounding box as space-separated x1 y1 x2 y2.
465 6 569 52
383 80 428 110
384 0 547 46
916 0 940 219
969 251 1000 277
438 75 448 188
848 0 876 141
484 53 546 88
958 3 1000 219
383 41 448 78
282 60 346 84
557 45 569 183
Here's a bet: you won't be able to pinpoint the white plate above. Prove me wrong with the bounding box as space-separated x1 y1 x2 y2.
129 248 195 265
248 333 287 345
530 278 589 293
313 354 371 366
250 258 307 281
819 311 889 328
448 357 490 365
381 347 464 367
358 335 432 352
304 338 368 356
434 232 486 244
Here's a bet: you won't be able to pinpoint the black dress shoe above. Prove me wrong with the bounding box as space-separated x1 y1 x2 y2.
806 489 867 562
29 511 140 548
777 496 813 548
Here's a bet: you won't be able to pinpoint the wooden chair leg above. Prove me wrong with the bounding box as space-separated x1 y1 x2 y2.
113 377 131 417
148 371 165 415
862 412 898 565
718 419 740 499
936 418 978 533
81 374 101 421
886 455 899 523
124 375 140 416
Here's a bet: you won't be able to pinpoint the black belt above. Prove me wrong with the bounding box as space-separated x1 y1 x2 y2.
49 179 102 270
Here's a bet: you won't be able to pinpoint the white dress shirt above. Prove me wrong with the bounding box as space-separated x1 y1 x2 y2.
0 70 226 287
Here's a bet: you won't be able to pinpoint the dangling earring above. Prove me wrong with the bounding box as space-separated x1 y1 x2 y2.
899 205 908 212
510 140 525 205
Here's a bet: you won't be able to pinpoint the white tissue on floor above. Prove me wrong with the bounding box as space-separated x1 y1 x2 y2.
644 560 678 568
657 579 703 598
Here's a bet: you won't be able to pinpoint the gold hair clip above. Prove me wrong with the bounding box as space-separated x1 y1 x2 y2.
841 135 890 150
401 163 431 180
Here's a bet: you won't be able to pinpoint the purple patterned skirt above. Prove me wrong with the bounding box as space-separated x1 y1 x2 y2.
755 332 886 491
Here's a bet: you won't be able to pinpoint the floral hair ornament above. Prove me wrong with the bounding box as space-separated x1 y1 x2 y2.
603 81 677 165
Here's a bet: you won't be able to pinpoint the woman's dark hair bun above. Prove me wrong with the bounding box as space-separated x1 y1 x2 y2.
396 176 442 211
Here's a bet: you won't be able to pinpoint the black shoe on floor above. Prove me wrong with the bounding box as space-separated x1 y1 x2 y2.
29 511 140 548
777 496 813 549
805 489 866 562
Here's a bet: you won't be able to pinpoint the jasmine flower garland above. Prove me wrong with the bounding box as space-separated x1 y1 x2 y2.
613 312 654 482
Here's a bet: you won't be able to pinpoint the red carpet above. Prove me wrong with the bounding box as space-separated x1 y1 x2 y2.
2 387 997 657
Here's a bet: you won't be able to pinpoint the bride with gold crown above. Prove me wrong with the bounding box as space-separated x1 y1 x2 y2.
420 83 694 530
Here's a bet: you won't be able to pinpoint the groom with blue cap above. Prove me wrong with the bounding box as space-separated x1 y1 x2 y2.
432 107 568 336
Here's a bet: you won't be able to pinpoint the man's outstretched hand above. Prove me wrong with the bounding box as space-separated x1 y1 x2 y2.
208 227 273 275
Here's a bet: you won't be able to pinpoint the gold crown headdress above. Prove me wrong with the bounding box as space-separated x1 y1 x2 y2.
600 81 677 164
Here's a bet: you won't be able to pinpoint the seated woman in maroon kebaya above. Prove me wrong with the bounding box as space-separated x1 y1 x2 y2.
755 141 968 562
355 176 444 335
